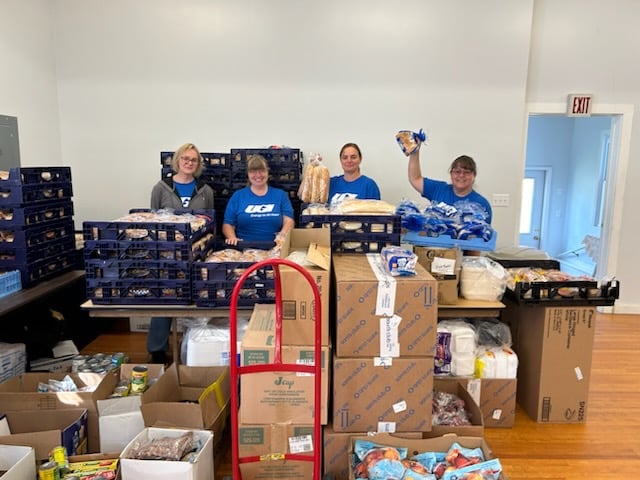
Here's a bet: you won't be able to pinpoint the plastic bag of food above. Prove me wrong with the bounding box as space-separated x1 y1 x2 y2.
381 246 418 276
396 128 427 156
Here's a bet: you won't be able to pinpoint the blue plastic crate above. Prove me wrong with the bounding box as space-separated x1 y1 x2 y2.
193 279 275 307
331 233 401 254
160 151 230 168
86 278 192 305
0 270 22 298
402 230 497 252
0 181 73 206
82 209 215 243
9 250 77 288
299 214 401 235
0 219 75 248
85 258 191 281
83 238 212 262
0 167 72 185
0 235 76 267
0 200 74 228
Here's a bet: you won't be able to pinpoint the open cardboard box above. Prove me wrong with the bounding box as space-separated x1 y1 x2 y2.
0 445 36 480
429 377 484 437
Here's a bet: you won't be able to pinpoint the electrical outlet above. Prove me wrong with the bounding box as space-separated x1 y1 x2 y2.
492 193 510 207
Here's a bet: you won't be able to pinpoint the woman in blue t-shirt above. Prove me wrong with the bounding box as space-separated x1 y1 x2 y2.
223 154 295 245
328 143 381 207
407 148 493 224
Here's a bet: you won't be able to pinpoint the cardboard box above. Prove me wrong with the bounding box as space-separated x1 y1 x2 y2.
332 355 433 432
0 445 36 480
280 228 331 346
465 377 518 428
140 363 230 444
347 433 500 480
120 427 213 480
323 423 422 480
333 254 438 357
0 409 88 462
0 343 26 383
0 371 117 453
238 423 316 478
429 378 484 437
29 340 80 373
239 304 330 425
503 303 595 423
413 246 461 305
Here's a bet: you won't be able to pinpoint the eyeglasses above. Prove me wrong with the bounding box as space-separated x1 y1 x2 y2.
180 156 199 164
451 168 474 176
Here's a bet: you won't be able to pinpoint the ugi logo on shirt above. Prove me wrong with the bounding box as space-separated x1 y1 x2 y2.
331 193 357 205
245 204 275 213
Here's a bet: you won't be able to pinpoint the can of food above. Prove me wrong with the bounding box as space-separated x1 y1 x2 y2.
38 461 60 480
130 365 148 394
50 445 68 469
111 352 125 367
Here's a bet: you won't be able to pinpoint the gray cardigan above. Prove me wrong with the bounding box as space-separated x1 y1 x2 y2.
150 177 214 210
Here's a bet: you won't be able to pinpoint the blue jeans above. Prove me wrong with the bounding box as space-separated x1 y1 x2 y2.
147 316 172 354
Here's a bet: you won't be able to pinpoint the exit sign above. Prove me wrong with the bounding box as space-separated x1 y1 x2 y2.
567 94 593 117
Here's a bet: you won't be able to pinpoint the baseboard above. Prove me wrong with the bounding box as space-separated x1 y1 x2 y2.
610 303 640 314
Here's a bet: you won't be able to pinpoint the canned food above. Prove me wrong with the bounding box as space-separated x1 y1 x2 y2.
130 365 148 394
38 461 60 480
50 445 68 469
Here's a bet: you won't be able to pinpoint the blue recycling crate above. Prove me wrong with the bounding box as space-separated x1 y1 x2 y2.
0 270 22 298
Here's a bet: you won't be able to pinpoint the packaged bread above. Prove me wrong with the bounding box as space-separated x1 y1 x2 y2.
396 128 427 156
298 153 329 204
336 198 397 215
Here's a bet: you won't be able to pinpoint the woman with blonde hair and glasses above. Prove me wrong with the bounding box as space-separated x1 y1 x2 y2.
407 148 492 224
148 142 214 364
151 142 214 210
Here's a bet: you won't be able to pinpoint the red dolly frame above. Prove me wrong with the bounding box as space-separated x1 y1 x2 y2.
229 257 323 480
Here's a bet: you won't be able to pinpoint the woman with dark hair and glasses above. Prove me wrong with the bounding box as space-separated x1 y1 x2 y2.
407 148 492 224
148 142 214 364
328 142 381 207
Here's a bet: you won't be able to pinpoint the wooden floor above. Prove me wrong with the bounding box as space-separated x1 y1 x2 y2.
81 312 640 479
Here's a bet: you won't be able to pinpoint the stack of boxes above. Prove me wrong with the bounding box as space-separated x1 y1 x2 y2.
233 228 331 478
0 167 77 287
324 254 438 478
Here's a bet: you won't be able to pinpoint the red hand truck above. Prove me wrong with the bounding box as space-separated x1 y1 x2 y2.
229 257 323 480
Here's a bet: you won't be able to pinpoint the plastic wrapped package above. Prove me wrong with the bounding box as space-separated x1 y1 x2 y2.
460 256 507 301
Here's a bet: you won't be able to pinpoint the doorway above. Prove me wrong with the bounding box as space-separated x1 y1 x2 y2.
520 103 633 281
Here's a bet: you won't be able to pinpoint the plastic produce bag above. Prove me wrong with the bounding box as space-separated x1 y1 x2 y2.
460 256 507 301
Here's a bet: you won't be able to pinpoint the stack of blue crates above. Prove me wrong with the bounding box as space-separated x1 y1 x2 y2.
0 167 77 287
83 209 216 304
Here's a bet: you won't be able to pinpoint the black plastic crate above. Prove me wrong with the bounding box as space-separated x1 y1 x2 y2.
0 181 73 206
85 258 191 281
506 279 620 306
0 167 72 185
1 219 75 248
86 278 192 305
161 151 230 169
193 280 275 307
230 148 302 171
192 259 274 283
0 200 74 228
492 258 561 270
0 235 76 267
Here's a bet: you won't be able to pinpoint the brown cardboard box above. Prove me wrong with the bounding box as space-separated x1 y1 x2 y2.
239 304 330 424
413 246 461 305
0 409 88 462
238 423 316 478
465 377 518 428
332 355 433 432
140 363 230 444
429 378 484 437
503 302 595 423
0 371 117 453
323 423 422 480
333 254 438 357
280 228 331 346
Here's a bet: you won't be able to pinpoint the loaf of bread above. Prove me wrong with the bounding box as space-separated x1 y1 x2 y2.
298 157 330 204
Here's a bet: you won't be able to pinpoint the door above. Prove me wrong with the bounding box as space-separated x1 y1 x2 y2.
519 168 547 249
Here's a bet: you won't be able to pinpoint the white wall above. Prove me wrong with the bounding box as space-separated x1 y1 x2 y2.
50 0 532 251
0 0 62 165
